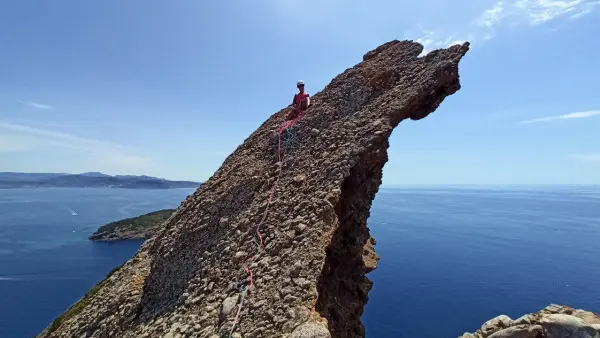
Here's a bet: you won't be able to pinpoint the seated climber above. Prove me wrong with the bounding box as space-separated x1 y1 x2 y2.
287 80 310 120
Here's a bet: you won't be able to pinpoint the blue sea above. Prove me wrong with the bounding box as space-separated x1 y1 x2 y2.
0 188 194 338
1 186 599 337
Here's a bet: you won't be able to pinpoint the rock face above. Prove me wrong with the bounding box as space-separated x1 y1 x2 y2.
38 40 469 338
460 305 600 338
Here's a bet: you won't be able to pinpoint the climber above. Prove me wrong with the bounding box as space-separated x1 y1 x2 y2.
287 80 310 120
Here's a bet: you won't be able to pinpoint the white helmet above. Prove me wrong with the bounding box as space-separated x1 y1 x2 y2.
297 80 305 86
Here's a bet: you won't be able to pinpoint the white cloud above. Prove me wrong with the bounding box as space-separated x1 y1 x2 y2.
0 122 155 172
477 1 506 27
412 0 599 54
520 110 600 123
6 118 76 131
0 122 130 151
16 100 54 111
407 28 470 56
516 0 578 24
569 0 600 18
479 0 597 27
570 153 600 162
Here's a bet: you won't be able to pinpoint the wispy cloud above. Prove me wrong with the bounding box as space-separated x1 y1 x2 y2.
0 122 154 172
570 153 600 162
407 27 470 56
5 118 76 131
0 122 129 151
516 0 599 25
16 100 54 111
477 1 506 27
412 0 599 52
520 110 600 123
477 0 599 27
568 1 600 18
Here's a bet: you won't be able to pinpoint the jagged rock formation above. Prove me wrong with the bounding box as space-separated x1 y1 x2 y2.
38 40 469 338
460 305 600 338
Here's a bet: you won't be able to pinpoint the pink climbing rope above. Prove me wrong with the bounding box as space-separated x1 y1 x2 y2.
244 108 305 288
228 109 306 336
277 108 304 134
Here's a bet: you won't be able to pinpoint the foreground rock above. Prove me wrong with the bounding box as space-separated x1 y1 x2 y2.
460 305 600 338
89 209 176 241
38 40 469 338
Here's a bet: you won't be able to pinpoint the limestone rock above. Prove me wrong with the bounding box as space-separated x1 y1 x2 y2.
488 325 544 338
290 322 331 338
461 305 600 338
220 295 239 320
460 334 477 338
36 39 470 338
481 315 513 334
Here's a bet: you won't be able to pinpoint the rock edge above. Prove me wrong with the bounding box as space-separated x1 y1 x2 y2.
460 304 600 338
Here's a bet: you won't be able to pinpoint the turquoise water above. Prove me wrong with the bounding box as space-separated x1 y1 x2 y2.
1 186 599 337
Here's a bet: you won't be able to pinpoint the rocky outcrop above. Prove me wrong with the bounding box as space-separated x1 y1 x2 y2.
459 305 600 338
89 209 175 241
38 39 469 338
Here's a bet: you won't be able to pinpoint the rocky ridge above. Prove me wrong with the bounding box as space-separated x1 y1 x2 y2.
38 40 470 338
460 304 600 338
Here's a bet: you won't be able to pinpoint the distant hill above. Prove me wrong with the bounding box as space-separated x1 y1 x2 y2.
0 172 201 189
89 209 175 241
79 172 113 178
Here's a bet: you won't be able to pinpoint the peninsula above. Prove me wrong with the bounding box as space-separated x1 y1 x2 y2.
89 209 176 241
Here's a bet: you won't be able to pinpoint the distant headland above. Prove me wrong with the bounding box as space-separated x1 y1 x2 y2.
89 209 175 241
0 172 201 189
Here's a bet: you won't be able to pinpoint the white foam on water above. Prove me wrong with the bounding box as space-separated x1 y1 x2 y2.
0 276 20 281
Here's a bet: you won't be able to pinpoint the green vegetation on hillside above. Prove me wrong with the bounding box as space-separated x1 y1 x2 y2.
89 209 175 241
44 263 124 335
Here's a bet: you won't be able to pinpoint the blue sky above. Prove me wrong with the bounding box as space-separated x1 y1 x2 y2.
1 0 599 184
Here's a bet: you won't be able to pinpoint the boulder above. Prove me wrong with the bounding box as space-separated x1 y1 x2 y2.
461 305 600 338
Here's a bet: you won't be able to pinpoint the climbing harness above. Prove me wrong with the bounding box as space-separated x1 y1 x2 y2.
227 110 306 337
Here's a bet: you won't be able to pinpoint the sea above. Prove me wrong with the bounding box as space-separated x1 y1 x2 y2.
0 186 599 338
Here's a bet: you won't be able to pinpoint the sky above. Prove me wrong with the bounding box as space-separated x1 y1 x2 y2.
1 0 599 185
